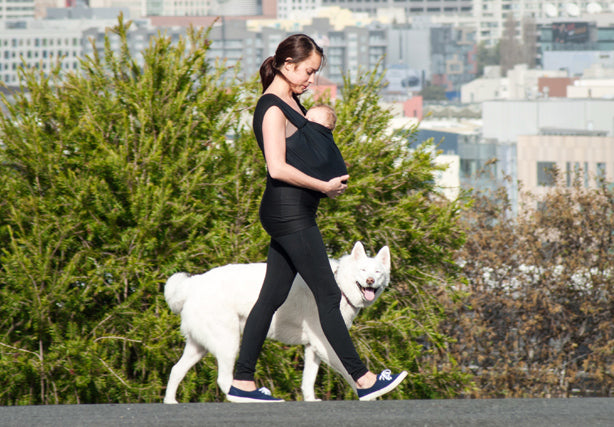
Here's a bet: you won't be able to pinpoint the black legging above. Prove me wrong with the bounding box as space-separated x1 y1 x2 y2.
234 225 369 382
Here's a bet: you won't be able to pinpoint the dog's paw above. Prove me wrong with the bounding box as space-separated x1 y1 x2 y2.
304 397 322 402
163 399 179 404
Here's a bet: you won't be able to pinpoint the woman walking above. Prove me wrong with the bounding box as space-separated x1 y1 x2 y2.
227 34 407 402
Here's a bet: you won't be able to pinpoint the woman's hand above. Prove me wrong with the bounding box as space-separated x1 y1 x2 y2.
324 175 349 199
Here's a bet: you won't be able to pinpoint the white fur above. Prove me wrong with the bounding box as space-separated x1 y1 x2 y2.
163 241 391 403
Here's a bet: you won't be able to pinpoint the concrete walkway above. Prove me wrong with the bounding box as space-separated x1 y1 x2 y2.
1 398 613 426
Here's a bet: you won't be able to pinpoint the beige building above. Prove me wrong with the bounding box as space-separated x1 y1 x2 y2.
461 66 509 103
434 154 461 201
461 64 567 103
517 132 614 209
566 79 614 99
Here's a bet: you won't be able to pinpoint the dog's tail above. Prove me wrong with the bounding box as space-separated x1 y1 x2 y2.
164 272 191 314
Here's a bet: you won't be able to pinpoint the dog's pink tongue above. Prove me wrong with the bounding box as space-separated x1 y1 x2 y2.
363 288 376 301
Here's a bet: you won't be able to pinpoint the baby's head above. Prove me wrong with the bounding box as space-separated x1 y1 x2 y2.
306 104 337 130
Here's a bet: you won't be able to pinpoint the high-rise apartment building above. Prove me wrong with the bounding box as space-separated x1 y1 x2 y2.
471 0 614 45
306 0 613 48
1 0 35 19
277 0 320 19
1 20 86 86
316 0 472 17
89 0 142 19
140 0 260 17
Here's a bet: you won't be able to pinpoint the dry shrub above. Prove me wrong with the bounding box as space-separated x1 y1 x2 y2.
445 175 614 398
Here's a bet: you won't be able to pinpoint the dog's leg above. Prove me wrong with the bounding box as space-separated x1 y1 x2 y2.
164 337 206 404
215 354 236 395
302 345 322 401
212 324 241 395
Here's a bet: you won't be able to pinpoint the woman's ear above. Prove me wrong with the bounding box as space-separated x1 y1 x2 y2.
283 57 294 71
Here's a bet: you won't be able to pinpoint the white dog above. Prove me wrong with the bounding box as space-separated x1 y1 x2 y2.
163 241 391 403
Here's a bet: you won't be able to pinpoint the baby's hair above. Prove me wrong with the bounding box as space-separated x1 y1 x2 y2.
310 104 337 129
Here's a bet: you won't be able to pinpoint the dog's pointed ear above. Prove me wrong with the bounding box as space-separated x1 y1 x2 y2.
376 246 391 271
352 241 366 260
329 259 340 275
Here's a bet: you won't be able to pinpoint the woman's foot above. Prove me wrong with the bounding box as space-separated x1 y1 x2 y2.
355 371 377 389
356 369 408 401
231 379 257 392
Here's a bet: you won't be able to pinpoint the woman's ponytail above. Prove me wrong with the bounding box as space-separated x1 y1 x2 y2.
259 56 277 93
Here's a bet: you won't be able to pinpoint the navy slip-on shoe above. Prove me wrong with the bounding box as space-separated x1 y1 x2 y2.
357 369 408 401
227 386 285 403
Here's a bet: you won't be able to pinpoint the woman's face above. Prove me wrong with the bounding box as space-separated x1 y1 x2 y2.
283 51 322 94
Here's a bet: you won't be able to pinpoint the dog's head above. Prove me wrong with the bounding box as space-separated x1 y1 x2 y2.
334 241 391 309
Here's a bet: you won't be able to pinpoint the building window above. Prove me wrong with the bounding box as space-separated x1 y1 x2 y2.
566 162 590 187
566 161 577 187
460 159 478 178
537 162 557 187
596 162 606 184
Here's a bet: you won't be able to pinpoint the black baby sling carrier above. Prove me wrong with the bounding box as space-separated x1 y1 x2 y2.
263 94 348 182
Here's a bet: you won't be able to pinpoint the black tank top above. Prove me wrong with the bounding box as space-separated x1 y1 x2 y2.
253 94 321 238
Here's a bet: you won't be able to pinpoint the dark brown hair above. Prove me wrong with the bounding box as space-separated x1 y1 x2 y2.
259 34 325 93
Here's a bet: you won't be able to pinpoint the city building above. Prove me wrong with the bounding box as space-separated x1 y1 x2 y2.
318 0 472 18
461 63 567 103
278 0 321 20
428 1 614 48
202 16 389 84
517 132 614 210
412 96 614 212
537 19 614 75
304 18 387 82
381 23 478 99
566 78 614 98
34 0 63 19
45 4 129 19
205 20 284 79
140 0 267 17
430 25 477 99
82 21 186 69
1 0 35 19
412 120 509 198
483 98 614 143
461 65 509 102
434 154 461 201
537 76 578 97
538 18 614 56
482 98 614 211
1 19 87 86
542 49 614 76
0 12 180 86
89 0 143 19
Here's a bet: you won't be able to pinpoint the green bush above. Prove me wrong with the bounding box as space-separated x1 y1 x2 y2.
0 17 470 404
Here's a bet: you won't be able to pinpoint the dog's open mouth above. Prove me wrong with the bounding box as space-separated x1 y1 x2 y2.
357 282 377 301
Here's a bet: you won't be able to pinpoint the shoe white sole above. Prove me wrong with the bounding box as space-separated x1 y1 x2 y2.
226 395 285 403
358 370 408 401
